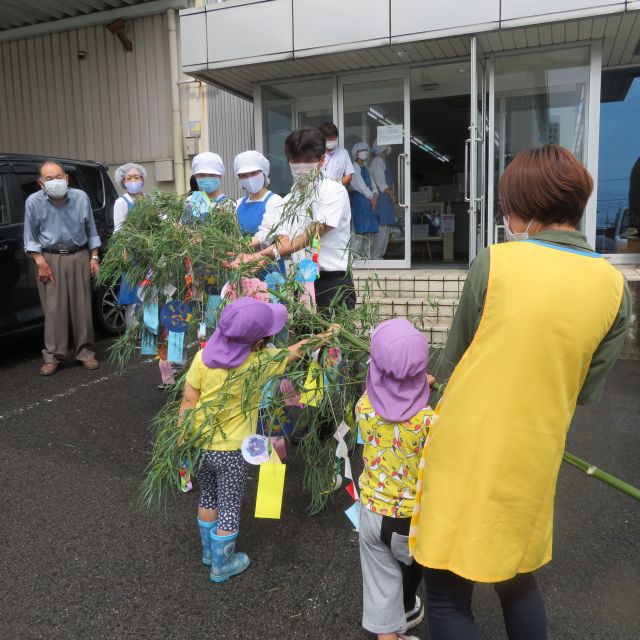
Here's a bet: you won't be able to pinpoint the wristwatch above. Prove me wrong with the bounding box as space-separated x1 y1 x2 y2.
91 256 100 262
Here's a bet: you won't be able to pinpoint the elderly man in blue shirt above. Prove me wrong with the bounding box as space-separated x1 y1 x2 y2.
24 160 102 376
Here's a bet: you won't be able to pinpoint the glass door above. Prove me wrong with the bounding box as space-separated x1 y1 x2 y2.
338 69 411 268
468 36 488 264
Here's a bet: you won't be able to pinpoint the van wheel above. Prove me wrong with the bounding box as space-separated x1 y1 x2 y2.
93 284 126 336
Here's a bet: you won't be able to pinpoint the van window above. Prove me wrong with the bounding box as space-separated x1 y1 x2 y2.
79 165 105 208
0 175 9 225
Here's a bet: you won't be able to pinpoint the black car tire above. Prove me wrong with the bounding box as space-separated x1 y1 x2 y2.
93 284 126 336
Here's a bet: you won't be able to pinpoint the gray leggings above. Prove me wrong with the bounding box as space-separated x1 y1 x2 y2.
195 450 247 532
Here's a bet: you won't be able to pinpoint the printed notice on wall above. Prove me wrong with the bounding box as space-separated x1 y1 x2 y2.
442 213 455 234
376 125 404 145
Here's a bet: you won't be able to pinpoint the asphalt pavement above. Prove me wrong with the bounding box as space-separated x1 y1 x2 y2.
0 335 638 640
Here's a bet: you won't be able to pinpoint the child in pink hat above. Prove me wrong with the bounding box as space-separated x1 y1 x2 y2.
178 296 337 583
357 318 435 640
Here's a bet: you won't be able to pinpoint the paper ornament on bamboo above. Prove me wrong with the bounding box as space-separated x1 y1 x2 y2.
295 258 318 310
203 272 219 295
255 462 286 519
143 300 159 335
141 330 157 355
205 294 222 328
158 360 175 385
160 300 191 332
180 459 193 492
280 378 301 407
299 361 324 407
241 434 270 465
167 331 186 364
118 272 139 305
264 271 286 303
344 501 361 531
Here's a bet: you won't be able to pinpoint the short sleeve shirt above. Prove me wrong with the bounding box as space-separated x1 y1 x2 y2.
185 348 288 450
357 393 433 518
322 147 354 181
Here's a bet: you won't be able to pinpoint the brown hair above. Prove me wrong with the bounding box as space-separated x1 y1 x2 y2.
499 145 593 227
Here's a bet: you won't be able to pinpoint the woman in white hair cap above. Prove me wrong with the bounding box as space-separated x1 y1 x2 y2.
369 142 397 259
350 142 379 259
186 151 228 221
113 162 147 321
233 151 285 272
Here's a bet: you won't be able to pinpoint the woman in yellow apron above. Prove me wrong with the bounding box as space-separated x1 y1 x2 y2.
410 145 630 639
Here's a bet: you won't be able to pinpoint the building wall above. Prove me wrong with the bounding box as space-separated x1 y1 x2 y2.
206 85 254 200
0 13 174 191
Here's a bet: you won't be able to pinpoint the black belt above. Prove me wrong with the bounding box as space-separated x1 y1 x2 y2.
42 244 88 255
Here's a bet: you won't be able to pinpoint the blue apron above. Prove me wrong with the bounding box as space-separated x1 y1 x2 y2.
236 191 286 275
376 164 396 226
351 165 379 234
117 196 139 305
237 191 275 235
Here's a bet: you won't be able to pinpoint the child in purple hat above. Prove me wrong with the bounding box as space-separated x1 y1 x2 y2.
356 318 435 640
178 296 337 583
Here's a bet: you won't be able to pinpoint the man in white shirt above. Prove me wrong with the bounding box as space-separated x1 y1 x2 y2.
320 122 354 188
237 127 355 311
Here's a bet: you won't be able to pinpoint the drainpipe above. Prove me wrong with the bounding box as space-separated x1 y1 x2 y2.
167 8 185 194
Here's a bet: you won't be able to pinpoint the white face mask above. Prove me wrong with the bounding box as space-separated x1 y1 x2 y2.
325 140 338 151
503 216 533 242
357 150 369 161
43 179 68 198
289 162 318 178
240 174 265 194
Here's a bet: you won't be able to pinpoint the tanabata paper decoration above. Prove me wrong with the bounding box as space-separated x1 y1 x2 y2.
334 421 359 502
264 271 286 304
295 258 319 310
270 436 287 461
357 426 364 445
280 379 301 407
203 272 219 295
255 462 286 519
259 379 278 410
198 322 206 340
118 272 139 305
160 300 192 332
299 361 324 407
141 330 157 355
143 300 159 335
167 331 186 364
344 501 361 531
241 434 270 465
205 294 222 328
180 459 193 493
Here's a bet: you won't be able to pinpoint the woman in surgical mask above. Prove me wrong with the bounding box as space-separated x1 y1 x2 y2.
350 142 379 259
113 162 148 325
411 145 631 640
234 150 286 273
186 151 228 221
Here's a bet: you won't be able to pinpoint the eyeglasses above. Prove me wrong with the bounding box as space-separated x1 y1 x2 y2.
124 175 143 182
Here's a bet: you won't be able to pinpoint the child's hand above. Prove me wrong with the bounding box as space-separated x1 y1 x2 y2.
327 323 341 335
427 374 437 387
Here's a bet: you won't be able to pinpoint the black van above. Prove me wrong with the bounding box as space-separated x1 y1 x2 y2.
0 154 125 339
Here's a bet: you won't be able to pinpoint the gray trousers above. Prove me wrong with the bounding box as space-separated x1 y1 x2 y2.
36 249 95 363
370 225 392 260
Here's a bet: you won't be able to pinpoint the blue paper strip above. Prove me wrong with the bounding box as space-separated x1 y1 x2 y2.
345 501 361 531
141 330 157 355
167 331 186 364
143 300 159 335
356 426 364 445
205 294 222 328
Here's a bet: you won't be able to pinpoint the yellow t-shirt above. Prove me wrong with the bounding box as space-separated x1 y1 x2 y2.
185 348 288 451
357 392 433 518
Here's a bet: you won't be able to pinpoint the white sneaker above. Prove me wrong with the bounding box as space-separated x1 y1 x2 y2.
405 595 425 629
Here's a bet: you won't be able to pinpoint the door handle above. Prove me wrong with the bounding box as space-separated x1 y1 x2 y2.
397 153 408 208
464 138 471 203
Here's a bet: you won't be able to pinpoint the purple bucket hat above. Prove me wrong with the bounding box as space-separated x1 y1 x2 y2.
202 297 288 369
366 318 430 422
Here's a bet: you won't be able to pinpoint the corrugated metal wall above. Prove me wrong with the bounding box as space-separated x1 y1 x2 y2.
0 13 172 186
207 85 254 200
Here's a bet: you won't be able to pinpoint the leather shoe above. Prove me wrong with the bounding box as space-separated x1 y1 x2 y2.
80 358 100 370
40 362 59 376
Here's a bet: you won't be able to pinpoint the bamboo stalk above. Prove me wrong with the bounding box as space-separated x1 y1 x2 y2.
563 451 640 502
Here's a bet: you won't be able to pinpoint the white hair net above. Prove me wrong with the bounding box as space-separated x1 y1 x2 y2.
192 151 225 176
233 150 270 176
115 163 147 183
352 142 370 159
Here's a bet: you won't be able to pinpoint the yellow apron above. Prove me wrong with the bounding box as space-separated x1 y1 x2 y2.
409 240 624 583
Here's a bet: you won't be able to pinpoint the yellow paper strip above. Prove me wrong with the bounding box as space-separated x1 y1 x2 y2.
255 463 286 519
299 361 324 407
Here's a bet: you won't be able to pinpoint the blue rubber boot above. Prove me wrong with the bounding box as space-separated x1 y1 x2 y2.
210 531 250 583
197 518 217 566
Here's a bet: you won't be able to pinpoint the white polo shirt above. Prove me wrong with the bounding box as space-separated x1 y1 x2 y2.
279 177 352 272
322 147 355 182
